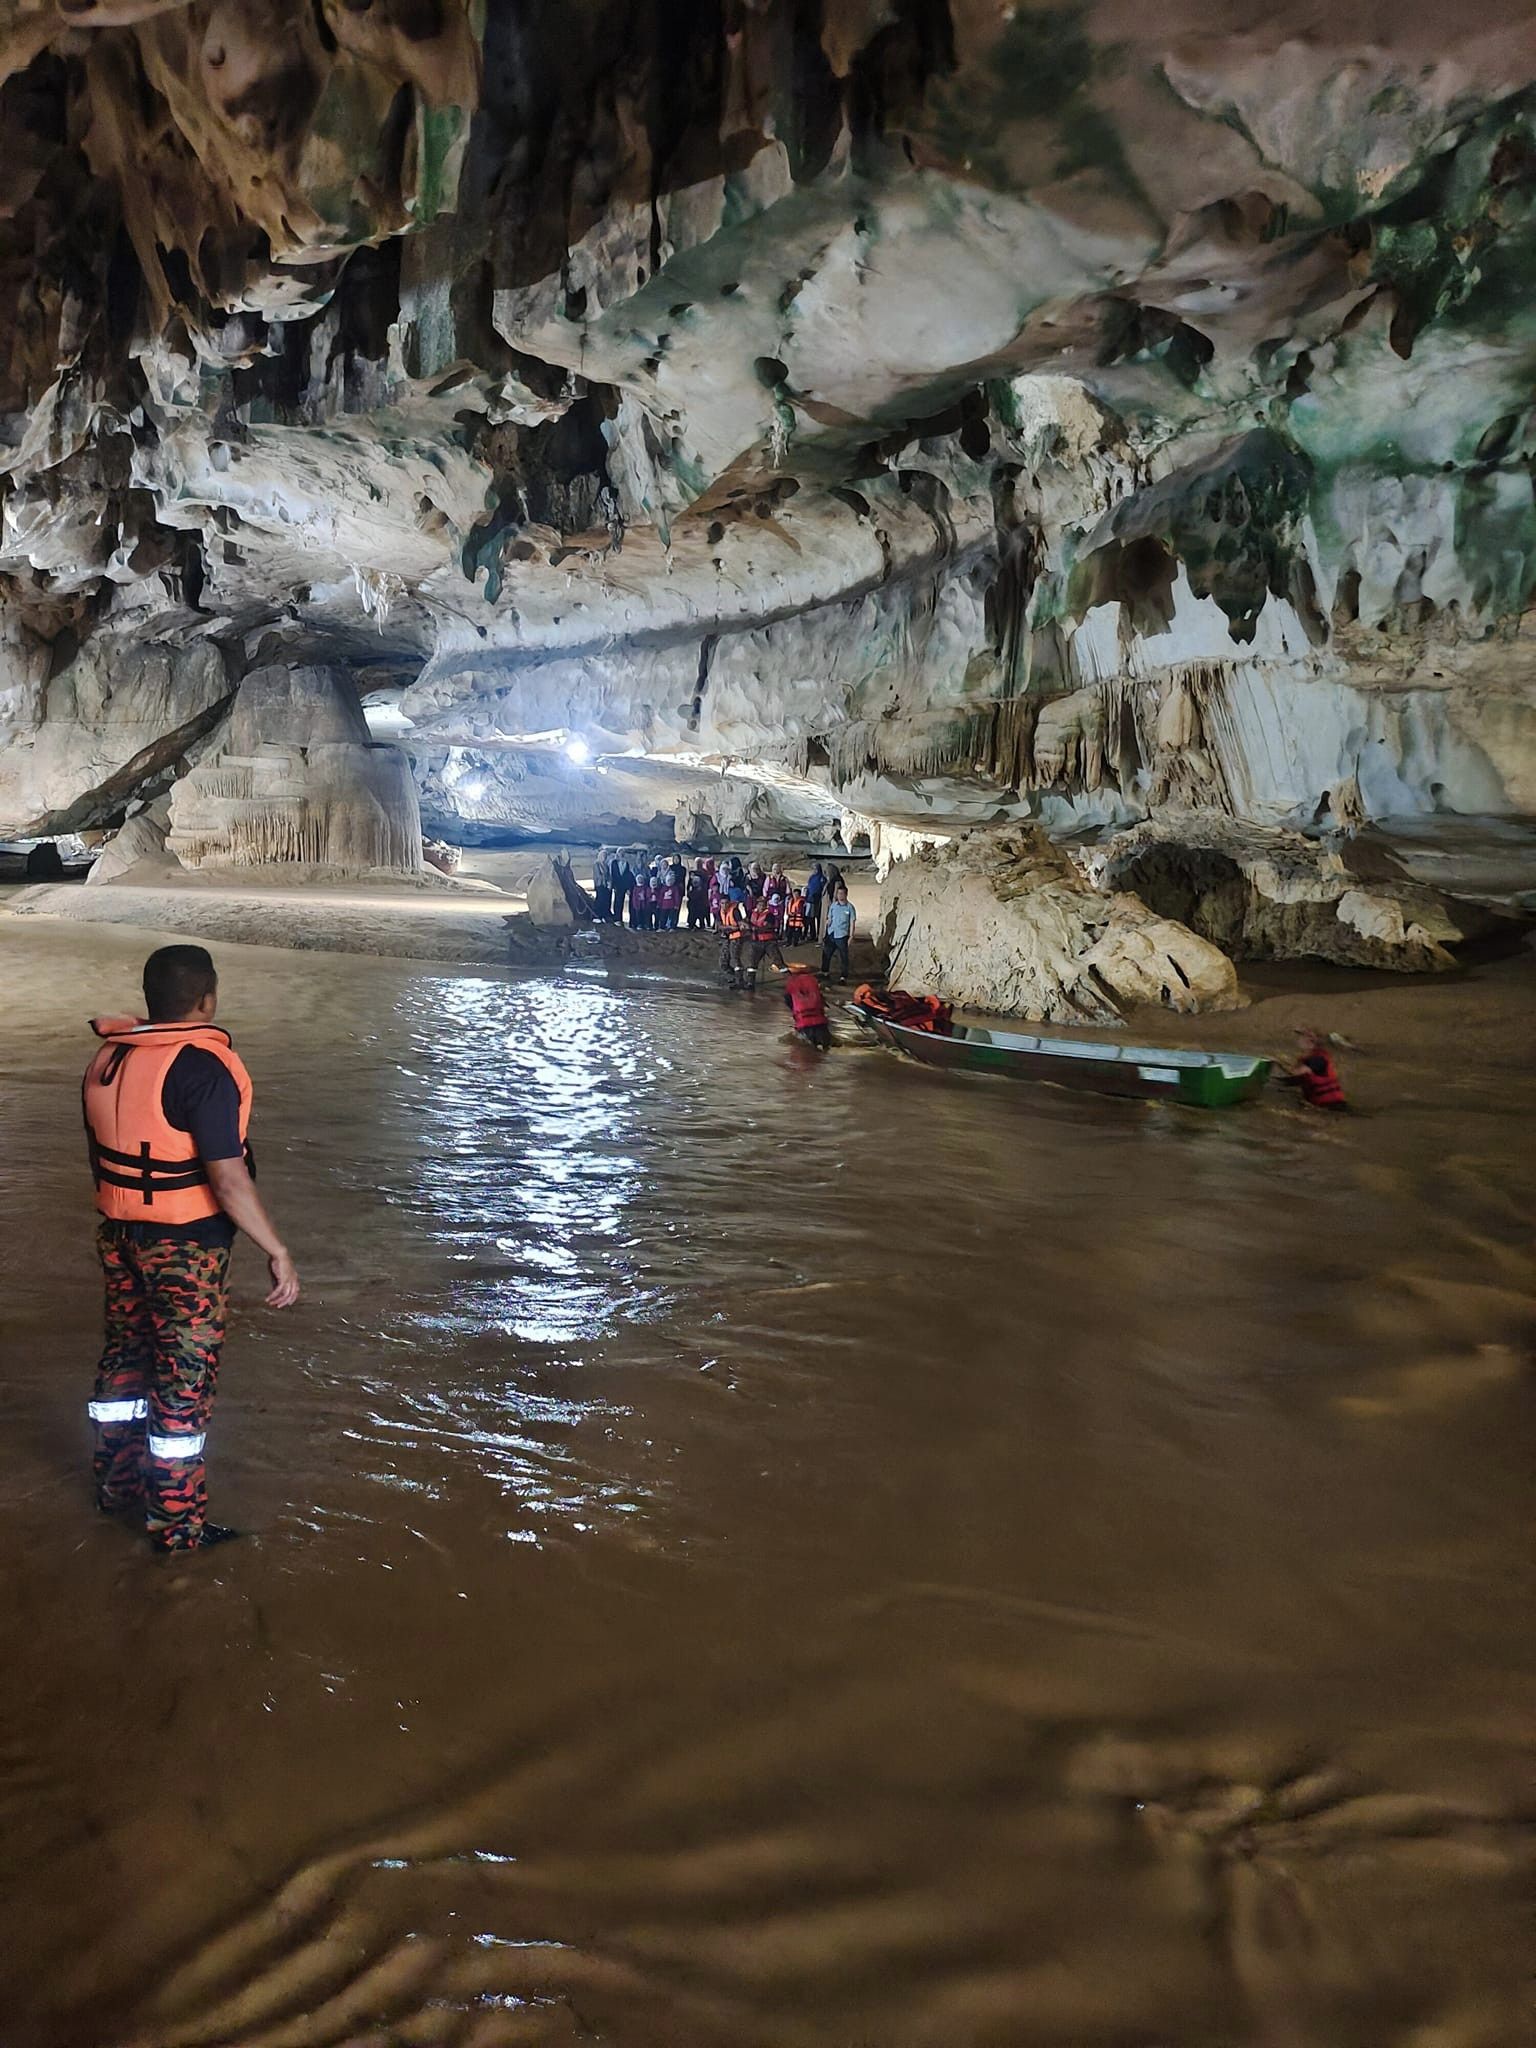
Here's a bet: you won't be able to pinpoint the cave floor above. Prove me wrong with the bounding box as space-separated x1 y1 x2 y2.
1 865 886 980
1 920 1533 2046
3 876 523 966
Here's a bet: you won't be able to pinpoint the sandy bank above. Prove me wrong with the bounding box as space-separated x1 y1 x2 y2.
5 878 532 967
2 877 885 983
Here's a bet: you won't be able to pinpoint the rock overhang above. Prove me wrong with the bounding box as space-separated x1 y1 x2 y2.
0 1 1531 858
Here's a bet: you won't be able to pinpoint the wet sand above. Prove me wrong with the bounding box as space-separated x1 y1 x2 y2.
2 916 1534 2047
4 855 882 979
4 876 527 967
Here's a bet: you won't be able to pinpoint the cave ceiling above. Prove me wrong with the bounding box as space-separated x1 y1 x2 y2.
1 0 1534 837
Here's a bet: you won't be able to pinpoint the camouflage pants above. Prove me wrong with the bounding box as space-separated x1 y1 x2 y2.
90 1222 230 1551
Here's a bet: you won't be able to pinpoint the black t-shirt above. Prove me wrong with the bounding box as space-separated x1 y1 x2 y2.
119 1047 247 1247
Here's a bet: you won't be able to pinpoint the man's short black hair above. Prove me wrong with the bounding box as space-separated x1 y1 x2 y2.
143 945 218 1021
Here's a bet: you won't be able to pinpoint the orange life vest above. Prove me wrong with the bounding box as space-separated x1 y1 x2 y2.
83 1017 253 1224
852 983 955 1034
750 897 780 940
721 899 749 939
784 970 827 1030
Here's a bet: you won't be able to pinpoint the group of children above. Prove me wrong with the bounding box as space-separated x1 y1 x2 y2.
591 850 848 940
586 846 848 1049
699 856 845 945
591 851 687 929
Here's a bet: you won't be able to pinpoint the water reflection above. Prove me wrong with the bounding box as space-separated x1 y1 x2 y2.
318 972 705 1535
407 974 658 1346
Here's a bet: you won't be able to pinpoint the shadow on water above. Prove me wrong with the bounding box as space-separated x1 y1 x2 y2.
1 924 1534 2047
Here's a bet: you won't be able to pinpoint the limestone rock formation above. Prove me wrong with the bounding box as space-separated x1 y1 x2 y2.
0 3 1530 955
881 828 1244 1023
1093 813 1493 971
85 794 175 886
0 637 234 836
524 853 597 930
167 664 422 874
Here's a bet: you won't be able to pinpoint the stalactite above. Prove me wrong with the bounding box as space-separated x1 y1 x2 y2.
224 802 326 867
195 766 255 802
811 659 1270 807
827 698 1045 793
1141 661 1241 813
203 795 418 871
828 721 877 784
952 697 1038 791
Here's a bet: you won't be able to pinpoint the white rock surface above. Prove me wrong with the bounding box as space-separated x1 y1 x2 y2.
86 798 175 887
167 667 422 876
1095 813 1490 971
880 829 1244 1023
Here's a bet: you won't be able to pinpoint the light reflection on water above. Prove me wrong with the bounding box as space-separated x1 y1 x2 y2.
325 971 713 1533
3 923 1535 2048
407 974 660 1346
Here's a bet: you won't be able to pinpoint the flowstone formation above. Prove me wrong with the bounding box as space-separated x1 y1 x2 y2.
0 3 1531 944
168 664 422 874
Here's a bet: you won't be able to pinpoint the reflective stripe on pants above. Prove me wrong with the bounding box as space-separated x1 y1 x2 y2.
148 1432 207 1461
88 1397 149 1424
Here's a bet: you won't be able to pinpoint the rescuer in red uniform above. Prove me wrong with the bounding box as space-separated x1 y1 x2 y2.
781 961 831 1049
745 891 787 988
82 945 299 1552
1284 1028 1349 1111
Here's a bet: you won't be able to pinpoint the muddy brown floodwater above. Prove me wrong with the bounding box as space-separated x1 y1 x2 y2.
2 918 1534 2048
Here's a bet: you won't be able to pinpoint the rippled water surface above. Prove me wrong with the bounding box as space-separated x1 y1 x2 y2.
2 921 1534 2047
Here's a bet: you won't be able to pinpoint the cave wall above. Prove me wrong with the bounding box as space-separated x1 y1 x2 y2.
413 745 841 848
0 1 1531 863
0 631 235 835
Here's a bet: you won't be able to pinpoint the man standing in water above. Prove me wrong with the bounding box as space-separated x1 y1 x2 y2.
82 945 299 1553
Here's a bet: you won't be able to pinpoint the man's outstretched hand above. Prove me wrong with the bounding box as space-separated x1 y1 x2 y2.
266 1249 300 1308
206 1157 301 1307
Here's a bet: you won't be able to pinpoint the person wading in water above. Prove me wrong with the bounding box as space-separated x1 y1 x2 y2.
82 945 300 1553
780 959 831 1049
1283 1028 1349 1111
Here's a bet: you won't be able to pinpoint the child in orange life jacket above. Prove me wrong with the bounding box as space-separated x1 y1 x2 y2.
1284 1028 1349 1111
780 960 830 1049
719 889 752 988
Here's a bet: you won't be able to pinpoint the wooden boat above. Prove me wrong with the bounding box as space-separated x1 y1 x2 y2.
846 1004 1271 1108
